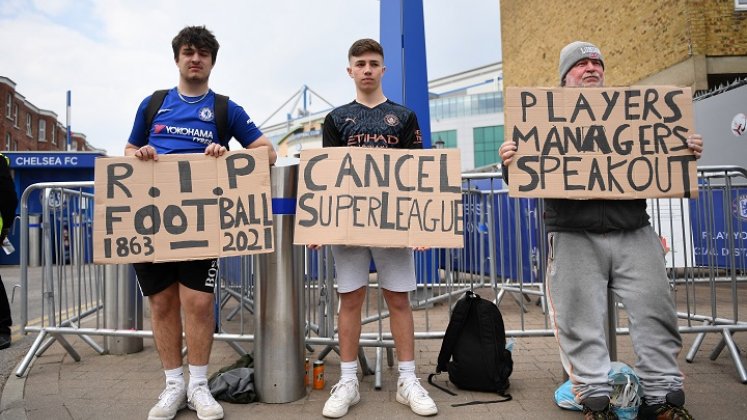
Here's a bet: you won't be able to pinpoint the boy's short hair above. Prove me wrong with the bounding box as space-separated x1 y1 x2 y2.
348 38 384 60
172 25 220 63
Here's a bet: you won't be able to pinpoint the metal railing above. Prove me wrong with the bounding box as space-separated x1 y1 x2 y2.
12 165 747 385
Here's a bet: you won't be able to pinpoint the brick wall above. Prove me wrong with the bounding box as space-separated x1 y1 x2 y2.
689 0 747 56
1 80 69 152
500 0 747 87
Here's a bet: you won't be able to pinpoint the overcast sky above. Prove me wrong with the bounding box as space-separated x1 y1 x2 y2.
1 0 502 156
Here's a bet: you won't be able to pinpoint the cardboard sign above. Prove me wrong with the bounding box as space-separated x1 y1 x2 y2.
505 86 698 199
294 148 464 248
93 149 273 264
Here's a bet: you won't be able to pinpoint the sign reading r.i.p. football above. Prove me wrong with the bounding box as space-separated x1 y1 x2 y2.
505 86 698 199
93 149 273 264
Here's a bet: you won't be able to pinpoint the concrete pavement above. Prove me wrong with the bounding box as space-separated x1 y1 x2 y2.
0 266 745 419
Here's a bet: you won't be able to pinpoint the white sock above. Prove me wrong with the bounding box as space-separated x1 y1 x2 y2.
398 360 416 383
340 360 358 382
188 364 209 391
164 366 184 387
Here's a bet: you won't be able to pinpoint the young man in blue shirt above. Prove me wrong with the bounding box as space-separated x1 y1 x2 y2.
126 25 276 420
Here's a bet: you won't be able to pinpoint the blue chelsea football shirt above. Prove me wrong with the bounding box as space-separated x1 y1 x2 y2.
127 88 263 155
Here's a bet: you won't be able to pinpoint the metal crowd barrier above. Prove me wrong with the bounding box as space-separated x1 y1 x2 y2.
13 165 747 385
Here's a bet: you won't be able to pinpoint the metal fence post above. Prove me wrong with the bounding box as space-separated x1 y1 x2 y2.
104 264 143 354
255 164 305 403
28 214 41 267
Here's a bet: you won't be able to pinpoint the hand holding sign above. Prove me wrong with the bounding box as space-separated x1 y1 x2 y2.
686 133 703 159
499 140 518 167
204 143 228 157
133 145 158 161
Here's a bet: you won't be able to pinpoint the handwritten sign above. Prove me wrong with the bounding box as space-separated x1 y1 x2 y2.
294 148 464 248
505 86 698 199
93 149 273 264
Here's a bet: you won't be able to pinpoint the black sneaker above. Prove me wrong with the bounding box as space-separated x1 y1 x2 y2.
582 406 618 420
0 334 10 350
638 390 693 420
582 396 618 420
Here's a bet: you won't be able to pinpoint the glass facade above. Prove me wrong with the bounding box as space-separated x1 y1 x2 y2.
429 91 503 121
473 125 504 168
431 129 457 148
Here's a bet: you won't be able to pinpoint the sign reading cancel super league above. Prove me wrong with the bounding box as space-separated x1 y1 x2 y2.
294 148 464 248
93 149 273 264
505 86 699 199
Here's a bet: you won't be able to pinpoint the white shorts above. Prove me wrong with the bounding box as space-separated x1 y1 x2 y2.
330 246 416 293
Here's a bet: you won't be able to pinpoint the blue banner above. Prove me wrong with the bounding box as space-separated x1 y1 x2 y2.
5 152 103 168
691 187 747 268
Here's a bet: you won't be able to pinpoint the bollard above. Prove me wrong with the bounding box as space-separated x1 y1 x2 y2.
104 264 143 354
255 164 306 403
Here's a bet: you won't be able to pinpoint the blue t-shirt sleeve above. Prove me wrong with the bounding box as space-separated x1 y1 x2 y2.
227 100 263 148
127 95 152 147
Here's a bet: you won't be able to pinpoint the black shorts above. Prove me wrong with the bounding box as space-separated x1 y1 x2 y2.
133 259 218 296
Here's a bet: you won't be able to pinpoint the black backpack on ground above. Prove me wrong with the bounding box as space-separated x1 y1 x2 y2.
144 89 231 146
428 290 513 406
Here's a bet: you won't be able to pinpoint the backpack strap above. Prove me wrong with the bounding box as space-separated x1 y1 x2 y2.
477 298 499 388
476 296 513 397
427 373 457 396
144 89 169 141
214 93 230 147
436 290 477 373
144 90 230 147
450 394 512 407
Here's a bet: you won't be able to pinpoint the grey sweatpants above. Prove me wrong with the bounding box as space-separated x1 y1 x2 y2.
545 226 683 403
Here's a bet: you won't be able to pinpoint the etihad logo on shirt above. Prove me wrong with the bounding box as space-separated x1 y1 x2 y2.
347 133 400 147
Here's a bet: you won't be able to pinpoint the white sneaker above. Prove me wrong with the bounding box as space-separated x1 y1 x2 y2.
148 380 187 420
187 381 224 420
322 378 361 418
396 378 438 416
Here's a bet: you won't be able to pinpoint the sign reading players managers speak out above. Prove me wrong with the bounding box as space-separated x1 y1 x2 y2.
93 149 273 264
294 148 464 249
505 86 699 199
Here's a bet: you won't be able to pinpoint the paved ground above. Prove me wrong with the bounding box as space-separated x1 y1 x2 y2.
0 265 746 419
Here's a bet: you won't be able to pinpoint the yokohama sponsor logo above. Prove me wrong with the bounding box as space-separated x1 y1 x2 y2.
164 126 214 139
